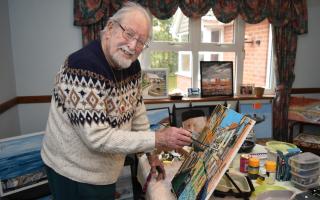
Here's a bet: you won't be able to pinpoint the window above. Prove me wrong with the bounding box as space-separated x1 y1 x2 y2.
140 9 274 95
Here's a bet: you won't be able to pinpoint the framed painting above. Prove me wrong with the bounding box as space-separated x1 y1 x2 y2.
141 69 168 99
146 107 171 131
200 61 233 97
0 132 47 197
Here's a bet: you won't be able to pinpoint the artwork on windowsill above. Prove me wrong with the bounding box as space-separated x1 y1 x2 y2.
146 107 171 131
171 104 255 200
0 132 47 197
239 84 255 96
200 61 233 97
141 69 168 99
187 88 201 97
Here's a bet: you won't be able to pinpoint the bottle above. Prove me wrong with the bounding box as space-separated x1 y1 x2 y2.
248 157 260 180
265 160 276 184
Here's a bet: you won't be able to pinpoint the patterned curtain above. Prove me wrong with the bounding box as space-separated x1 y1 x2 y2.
271 0 308 141
74 0 308 141
272 24 298 141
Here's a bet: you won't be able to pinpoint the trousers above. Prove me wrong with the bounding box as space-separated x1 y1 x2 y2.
45 165 116 200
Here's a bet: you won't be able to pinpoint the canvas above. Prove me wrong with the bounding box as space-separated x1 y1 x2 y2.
200 61 233 97
171 105 255 200
0 132 47 197
288 96 320 124
141 69 168 99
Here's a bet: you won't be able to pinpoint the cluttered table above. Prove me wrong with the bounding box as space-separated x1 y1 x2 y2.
137 144 313 200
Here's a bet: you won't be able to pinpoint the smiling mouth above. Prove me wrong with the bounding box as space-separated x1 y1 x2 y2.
120 48 134 58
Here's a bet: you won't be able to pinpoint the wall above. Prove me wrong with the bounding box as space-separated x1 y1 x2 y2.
8 0 82 134
0 0 20 138
294 0 320 88
243 20 270 87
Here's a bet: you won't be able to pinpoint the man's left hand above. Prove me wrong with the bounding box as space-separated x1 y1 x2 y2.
147 153 166 181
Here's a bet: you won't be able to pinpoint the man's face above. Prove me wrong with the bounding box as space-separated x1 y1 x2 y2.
103 11 149 69
182 116 207 139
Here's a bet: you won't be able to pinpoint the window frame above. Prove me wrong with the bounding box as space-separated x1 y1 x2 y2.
139 14 274 95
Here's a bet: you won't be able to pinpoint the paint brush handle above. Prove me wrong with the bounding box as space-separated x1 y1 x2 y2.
159 123 209 149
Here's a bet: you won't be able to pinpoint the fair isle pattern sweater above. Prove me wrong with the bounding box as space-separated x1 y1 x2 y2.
41 40 155 185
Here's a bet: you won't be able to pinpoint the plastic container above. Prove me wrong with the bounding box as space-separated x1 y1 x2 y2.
290 170 320 185
291 179 319 191
290 164 320 176
215 172 251 193
265 141 297 161
265 160 276 185
289 152 320 170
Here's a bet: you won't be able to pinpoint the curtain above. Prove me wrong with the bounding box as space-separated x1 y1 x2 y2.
74 0 308 45
74 0 308 141
272 24 298 141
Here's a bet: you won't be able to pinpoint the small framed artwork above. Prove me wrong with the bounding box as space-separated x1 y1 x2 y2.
200 61 233 97
187 88 200 97
146 107 170 131
141 69 168 99
239 84 254 96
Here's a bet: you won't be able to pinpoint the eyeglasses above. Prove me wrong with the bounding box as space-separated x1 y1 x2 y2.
113 20 150 50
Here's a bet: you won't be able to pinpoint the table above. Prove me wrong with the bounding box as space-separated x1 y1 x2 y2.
137 144 302 200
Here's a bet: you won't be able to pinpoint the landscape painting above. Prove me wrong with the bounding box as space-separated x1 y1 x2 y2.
142 69 168 99
0 132 47 196
171 105 255 200
200 61 233 97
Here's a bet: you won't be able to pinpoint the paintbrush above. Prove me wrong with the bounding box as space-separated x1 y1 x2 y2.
159 123 210 149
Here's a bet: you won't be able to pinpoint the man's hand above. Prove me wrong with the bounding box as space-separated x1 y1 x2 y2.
155 127 192 150
147 153 165 181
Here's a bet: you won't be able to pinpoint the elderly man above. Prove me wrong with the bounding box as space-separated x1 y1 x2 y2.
41 2 192 199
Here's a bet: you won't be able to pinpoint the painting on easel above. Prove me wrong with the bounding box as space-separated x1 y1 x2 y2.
171 104 255 200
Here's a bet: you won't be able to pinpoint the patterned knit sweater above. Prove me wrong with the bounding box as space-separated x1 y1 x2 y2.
41 40 155 185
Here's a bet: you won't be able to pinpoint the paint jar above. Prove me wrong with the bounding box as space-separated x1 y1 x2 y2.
265 160 277 184
240 154 250 173
248 157 260 180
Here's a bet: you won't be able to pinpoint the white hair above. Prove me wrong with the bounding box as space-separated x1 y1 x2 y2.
100 2 152 39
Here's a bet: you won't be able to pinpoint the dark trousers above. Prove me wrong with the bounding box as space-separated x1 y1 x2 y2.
45 165 115 200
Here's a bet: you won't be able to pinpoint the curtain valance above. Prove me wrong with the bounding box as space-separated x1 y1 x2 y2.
74 0 308 34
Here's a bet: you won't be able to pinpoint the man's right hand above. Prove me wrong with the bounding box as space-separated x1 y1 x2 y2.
155 127 192 150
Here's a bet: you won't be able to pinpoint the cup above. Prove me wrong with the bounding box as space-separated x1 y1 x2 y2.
254 87 265 98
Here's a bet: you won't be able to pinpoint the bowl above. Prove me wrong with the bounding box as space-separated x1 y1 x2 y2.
169 95 183 100
255 190 295 200
238 140 255 153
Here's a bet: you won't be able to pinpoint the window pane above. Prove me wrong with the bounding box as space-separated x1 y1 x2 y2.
152 8 189 42
201 10 234 44
242 19 271 88
150 51 191 93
